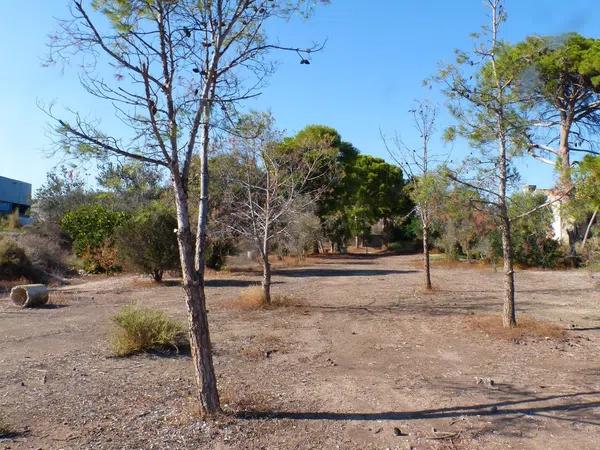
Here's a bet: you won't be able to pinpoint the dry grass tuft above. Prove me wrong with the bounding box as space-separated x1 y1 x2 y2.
220 386 272 414
467 314 567 342
230 286 298 310
234 286 267 309
239 334 284 359
0 415 14 437
110 305 187 356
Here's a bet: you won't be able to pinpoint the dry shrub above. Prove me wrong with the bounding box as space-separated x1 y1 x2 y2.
0 238 34 281
110 305 187 356
467 315 566 341
82 241 121 274
18 231 72 279
220 385 272 413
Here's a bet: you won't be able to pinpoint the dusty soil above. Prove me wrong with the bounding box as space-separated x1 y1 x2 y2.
1 254 599 449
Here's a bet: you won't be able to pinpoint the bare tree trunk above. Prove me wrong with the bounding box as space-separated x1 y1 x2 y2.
500 213 516 328
583 207 599 249
261 251 272 304
422 220 432 290
173 181 220 416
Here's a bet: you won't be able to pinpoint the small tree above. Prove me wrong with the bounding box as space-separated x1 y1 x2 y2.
437 0 532 327
386 101 446 289
115 205 179 281
224 114 334 304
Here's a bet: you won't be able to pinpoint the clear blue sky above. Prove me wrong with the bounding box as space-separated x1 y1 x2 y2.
1 0 598 193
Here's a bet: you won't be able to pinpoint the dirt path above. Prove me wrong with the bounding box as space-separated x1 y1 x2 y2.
1 254 599 449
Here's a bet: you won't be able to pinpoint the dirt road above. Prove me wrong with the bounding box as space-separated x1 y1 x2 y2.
1 254 599 449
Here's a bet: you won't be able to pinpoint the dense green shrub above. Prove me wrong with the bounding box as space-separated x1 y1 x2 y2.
509 192 564 268
110 305 186 356
115 205 179 281
0 238 33 280
205 238 236 270
61 204 128 273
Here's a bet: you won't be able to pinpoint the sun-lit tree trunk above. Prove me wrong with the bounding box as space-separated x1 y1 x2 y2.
173 177 220 414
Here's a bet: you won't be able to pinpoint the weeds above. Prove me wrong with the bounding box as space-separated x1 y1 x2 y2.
110 305 187 356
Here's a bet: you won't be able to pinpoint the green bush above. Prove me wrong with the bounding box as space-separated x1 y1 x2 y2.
510 192 565 268
61 204 128 273
115 205 179 281
110 305 186 356
0 238 33 281
206 238 236 270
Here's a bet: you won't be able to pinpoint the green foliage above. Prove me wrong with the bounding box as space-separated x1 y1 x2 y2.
0 238 33 281
335 154 412 245
509 34 600 102
96 161 165 211
509 192 563 268
571 155 600 218
280 124 412 250
114 204 179 281
435 185 494 261
205 238 236 271
34 166 90 223
110 305 186 357
503 34 600 182
61 204 128 272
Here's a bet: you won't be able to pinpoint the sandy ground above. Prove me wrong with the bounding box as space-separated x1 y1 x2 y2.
1 253 600 449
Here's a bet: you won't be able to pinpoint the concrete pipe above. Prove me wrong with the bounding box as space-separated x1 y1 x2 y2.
10 284 49 308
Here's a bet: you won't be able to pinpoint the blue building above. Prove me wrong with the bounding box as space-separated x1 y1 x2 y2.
0 176 32 219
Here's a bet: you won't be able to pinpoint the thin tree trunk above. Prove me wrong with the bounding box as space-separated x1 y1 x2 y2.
422 220 432 290
500 213 516 328
582 207 599 249
261 251 272 304
173 180 220 416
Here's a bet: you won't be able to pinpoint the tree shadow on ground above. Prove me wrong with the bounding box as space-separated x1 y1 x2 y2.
312 252 404 261
275 268 417 278
236 390 600 427
36 303 69 309
286 298 500 318
162 279 264 288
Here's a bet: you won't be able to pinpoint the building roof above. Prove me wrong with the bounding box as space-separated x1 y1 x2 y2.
0 176 32 206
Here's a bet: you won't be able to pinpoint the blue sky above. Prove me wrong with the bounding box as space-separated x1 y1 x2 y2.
1 0 598 193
